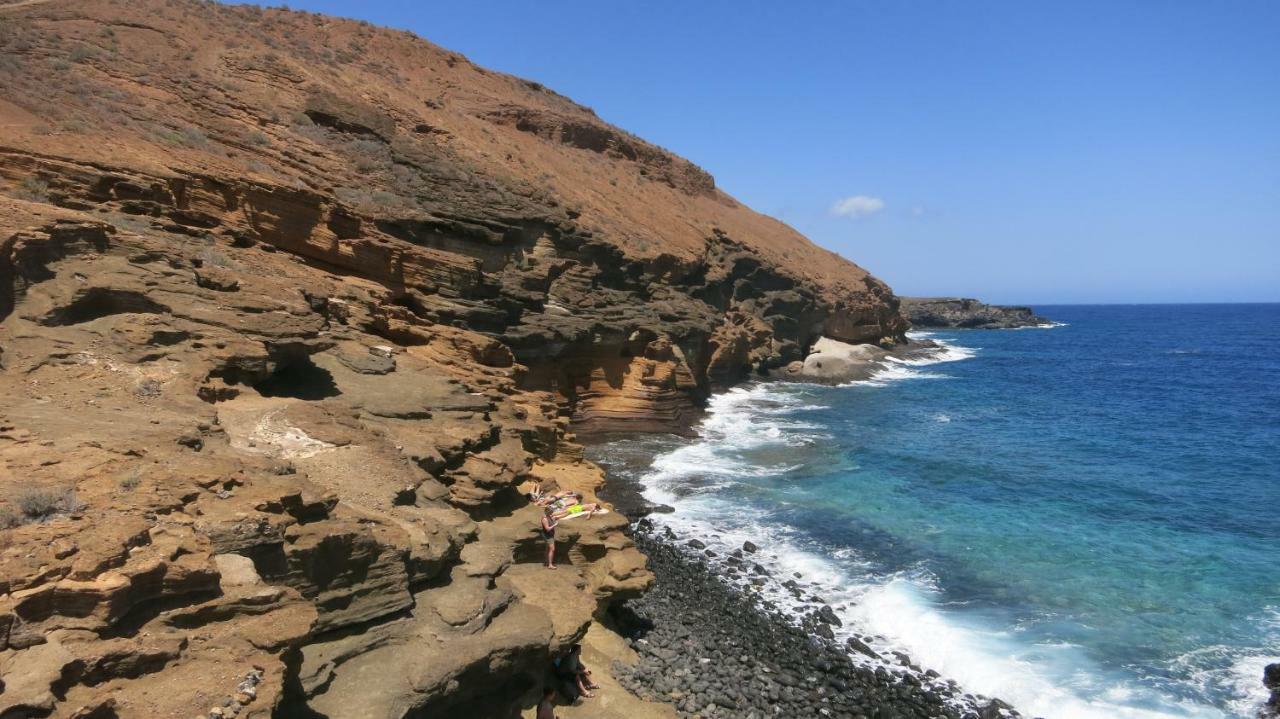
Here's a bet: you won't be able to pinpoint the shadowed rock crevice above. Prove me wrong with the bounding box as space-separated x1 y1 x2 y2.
253 356 341 401
38 287 170 326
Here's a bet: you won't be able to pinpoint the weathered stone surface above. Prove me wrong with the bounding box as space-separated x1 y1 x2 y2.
0 199 656 717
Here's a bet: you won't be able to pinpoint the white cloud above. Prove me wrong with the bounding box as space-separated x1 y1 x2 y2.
910 205 927 217
830 195 885 219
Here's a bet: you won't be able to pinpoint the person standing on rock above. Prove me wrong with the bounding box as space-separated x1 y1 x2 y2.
541 505 559 569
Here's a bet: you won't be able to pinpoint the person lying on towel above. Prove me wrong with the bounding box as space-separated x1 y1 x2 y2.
552 501 601 520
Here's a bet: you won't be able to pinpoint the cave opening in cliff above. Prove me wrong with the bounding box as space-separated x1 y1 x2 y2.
254 355 341 400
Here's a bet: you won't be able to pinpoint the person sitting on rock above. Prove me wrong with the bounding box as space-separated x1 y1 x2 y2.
554 643 600 700
529 483 560 501
541 506 559 570
536 685 557 719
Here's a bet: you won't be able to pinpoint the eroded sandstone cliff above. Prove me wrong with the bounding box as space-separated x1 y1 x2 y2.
0 1 907 716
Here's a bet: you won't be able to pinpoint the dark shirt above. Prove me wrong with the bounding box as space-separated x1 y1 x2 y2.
558 653 582 676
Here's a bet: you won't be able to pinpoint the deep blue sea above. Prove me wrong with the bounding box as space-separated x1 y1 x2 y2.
590 304 1280 718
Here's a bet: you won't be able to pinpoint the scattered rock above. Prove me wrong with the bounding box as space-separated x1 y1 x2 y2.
194 267 240 292
176 433 204 451
1264 663 1280 715
614 528 1016 719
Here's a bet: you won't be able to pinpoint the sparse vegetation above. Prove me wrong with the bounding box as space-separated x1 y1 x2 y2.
371 190 399 206
134 379 162 399
335 186 404 211
292 123 330 145
5 488 84 526
182 123 209 145
196 246 232 268
14 177 50 202
105 212 156 235
347 137 390 172
158 125 210 148
68 45 97 62
119 468 143 491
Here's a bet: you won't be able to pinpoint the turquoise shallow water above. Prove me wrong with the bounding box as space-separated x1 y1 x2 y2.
590 304 1280 718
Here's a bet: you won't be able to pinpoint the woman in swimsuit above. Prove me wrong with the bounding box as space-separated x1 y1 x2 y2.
541 505 559 570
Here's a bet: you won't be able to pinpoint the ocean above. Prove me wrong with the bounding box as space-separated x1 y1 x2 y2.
588 304 1280 719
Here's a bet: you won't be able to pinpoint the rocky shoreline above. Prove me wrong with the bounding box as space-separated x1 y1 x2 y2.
901 297 1051 329
607 525 1020 719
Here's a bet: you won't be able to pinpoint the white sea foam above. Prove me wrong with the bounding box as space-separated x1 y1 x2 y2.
647 494 1230 718
852 578 1226 719
841 363 952 387
641 383 829 506
1172 608 1280 718
1225 654 1274 717
840 334 976 387
632 374 1241 719
892 343 978 366
1002 321 1069 330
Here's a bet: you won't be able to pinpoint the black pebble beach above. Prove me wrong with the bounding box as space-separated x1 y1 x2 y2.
609 526 1022 719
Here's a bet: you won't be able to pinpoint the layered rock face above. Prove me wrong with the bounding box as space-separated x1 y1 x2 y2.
0 1 907 716
0 0 906 433
901 297 1049 329
0 202 651 718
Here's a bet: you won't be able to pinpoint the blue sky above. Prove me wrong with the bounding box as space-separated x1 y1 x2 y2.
255 1 1278 304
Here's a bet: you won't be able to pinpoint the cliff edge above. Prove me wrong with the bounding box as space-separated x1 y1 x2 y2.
0 1 906 716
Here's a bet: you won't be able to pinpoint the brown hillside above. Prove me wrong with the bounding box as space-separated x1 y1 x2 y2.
0 0 904 369
0 0 881 289
0 2 905 717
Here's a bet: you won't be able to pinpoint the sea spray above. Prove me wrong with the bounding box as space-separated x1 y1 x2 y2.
591 305 1280 718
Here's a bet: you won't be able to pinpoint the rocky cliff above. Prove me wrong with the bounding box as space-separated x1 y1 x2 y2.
0 1 907 716
901 296 1049 329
